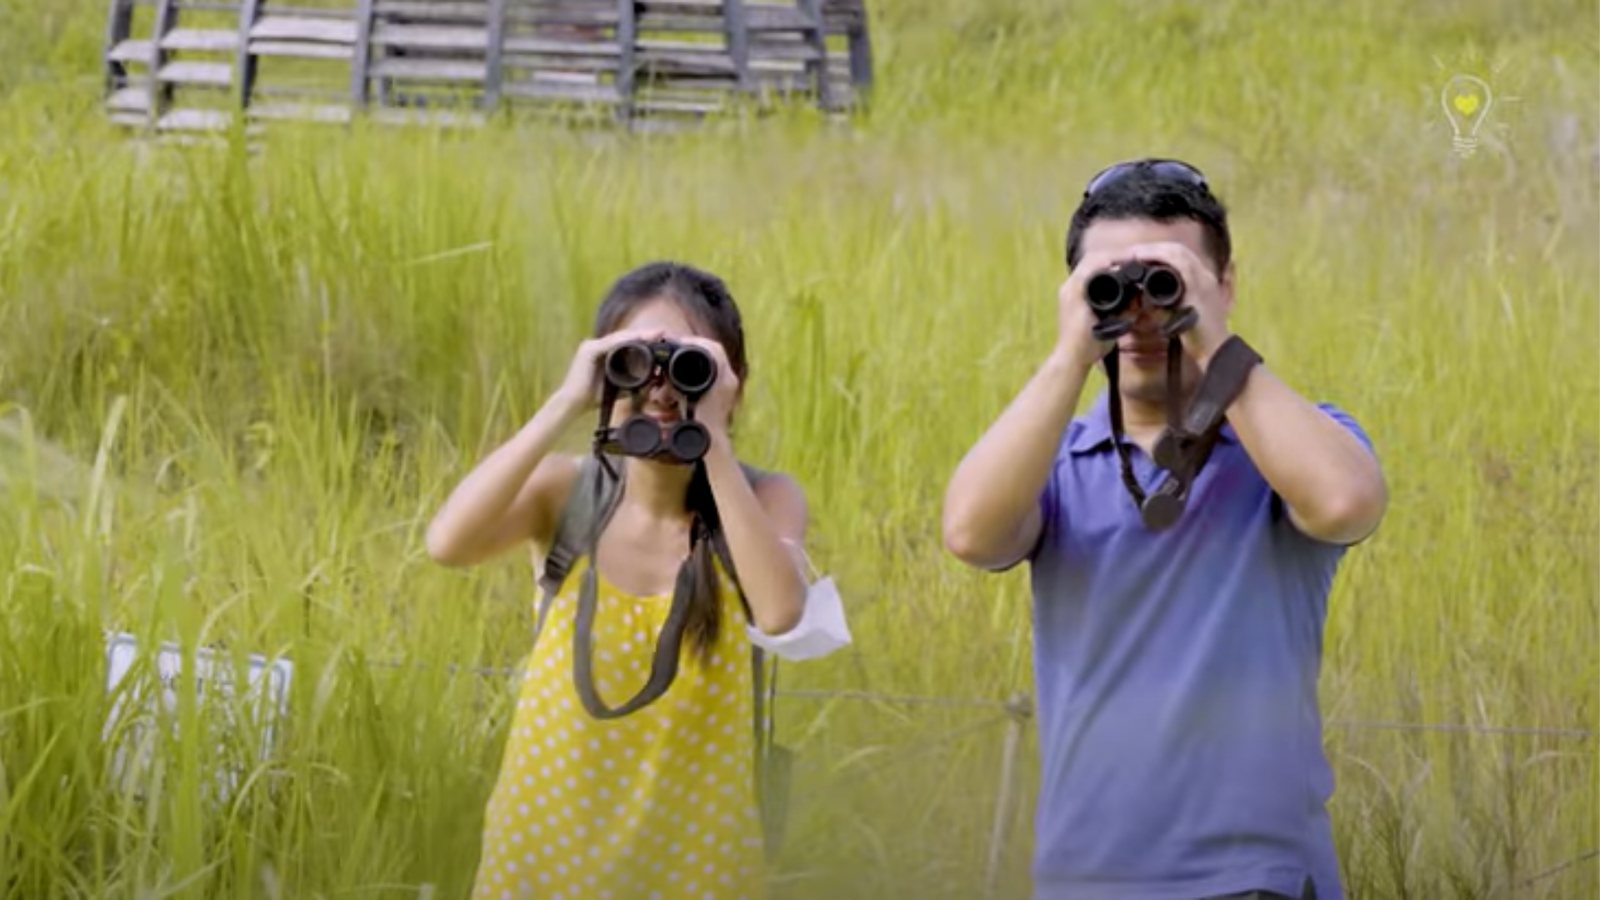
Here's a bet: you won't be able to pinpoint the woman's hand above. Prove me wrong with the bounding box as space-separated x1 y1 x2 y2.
553 328 669 416
672 335 740 438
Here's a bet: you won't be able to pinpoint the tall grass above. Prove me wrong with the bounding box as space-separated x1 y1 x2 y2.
0 0 1596 897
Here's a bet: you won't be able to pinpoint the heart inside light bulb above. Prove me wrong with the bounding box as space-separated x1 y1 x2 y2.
1441 73 1493 138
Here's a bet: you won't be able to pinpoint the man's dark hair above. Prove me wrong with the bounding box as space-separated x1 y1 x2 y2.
1064 172 1232 276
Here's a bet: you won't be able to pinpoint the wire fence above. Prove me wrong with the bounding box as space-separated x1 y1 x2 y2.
759 684 1596 899
371 653 1598 898
100 638 1597 899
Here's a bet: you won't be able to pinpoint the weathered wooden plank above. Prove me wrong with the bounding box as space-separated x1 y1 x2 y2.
371 24 489 50
501 79 621 104
483 0 508 107
249 40 353 58
351 0 377 105
723 0 749 88
372 1 490 21
250 16 359 43
499 36 619 55
636 38 728 53
637 15 728 32
796 0 830 109
157 61 234 85
108 86 152 111
613 0 637 123
636 45 738 76
368 57 487 80
158 108 233 131
110 39 157 63
501 54 617 73
237 0 265 107
505 8 618 28
160 28 239 52
249 102 354 122
745 4 810 30
258 4 357 17
635 96 721 114
104 0 138 91
369 106 488 127
635 0 723 13
747 41 819 62
144 0 180 126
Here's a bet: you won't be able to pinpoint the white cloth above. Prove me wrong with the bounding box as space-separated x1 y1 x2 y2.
745 540 852 661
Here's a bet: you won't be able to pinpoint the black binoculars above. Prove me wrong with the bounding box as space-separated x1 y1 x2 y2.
596 340 718 464
1084 261 1196 341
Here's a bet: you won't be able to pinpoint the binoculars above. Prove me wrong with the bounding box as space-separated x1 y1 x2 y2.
596 340 718 464
1084 260 1196 341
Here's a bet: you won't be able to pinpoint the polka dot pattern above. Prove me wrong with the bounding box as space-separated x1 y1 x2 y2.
471 556 768 900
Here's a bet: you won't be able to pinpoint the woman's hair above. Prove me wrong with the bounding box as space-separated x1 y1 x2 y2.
592 261 749 662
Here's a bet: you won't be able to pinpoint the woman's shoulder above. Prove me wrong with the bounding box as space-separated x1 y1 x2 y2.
735 462 807 521
735 459 800 492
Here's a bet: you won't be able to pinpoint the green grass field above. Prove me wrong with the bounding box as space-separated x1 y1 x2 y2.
0 0 1596 897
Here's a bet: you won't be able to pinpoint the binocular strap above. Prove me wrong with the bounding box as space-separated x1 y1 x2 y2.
569 447 701 719
1104 335 1262 528
1104 337 1185 508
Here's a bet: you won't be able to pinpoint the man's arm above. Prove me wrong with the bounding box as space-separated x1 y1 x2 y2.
1222 365 1387 545
941 349 1093 570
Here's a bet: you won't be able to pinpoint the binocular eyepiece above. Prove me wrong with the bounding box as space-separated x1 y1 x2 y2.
603 340 717 398
1085 260 1185 319
597 340 718 465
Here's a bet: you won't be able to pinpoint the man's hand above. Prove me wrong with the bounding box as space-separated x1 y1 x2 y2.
1056 250 1121 371
1126 241 1234 366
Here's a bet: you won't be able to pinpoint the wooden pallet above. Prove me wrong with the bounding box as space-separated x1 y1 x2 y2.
101 0 873 136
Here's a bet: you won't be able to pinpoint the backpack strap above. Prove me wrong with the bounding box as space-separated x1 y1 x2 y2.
706 463 781 783
531 453 626 652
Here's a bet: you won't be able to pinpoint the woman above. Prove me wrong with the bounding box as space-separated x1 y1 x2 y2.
425 261 810 900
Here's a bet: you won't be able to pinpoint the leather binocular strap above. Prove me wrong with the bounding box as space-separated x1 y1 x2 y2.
1105 335 1263 527
570 444 697 720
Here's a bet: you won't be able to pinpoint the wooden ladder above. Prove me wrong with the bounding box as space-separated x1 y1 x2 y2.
102 0 871 136
103 0 267 136
240 1 372 128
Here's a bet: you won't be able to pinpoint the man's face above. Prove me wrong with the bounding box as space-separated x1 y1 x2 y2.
1075 217 1227 410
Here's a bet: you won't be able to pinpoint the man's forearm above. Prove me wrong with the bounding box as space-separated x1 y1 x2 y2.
1223 364 1387 544
942 349 1093 568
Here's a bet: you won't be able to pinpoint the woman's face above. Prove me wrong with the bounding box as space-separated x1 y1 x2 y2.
607 295 716 428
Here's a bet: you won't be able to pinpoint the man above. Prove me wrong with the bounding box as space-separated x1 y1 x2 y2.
941 158 1387 900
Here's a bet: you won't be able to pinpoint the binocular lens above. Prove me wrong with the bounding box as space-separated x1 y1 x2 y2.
667 421 711 462
1085 272 1128 315
617 416 662 456
605 343 656 391
667 347 716 397
1143 267 1183 307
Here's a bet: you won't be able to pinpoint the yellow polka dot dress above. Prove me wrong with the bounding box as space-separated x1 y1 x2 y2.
472 556 768 900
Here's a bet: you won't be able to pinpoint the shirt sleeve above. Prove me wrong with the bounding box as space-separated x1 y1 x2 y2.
1272 402 1380 546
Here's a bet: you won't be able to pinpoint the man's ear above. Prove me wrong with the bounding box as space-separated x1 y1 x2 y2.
1219 260 1237 314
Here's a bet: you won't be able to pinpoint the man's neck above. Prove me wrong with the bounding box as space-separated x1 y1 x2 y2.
1116 392 1190 453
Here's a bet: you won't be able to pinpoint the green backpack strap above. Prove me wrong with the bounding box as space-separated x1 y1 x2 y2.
532 454 621 648
707 463 792 860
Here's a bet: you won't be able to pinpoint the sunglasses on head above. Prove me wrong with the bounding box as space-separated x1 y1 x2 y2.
1083 158 1208 198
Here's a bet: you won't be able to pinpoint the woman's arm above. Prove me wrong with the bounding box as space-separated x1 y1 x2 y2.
424 399 584 568
702 438 809 636
425 328 668 567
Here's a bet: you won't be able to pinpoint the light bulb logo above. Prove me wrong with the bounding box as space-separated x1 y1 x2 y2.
1441 73 1493 158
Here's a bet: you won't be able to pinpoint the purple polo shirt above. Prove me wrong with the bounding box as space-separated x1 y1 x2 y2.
1023 391 1374 900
